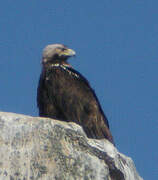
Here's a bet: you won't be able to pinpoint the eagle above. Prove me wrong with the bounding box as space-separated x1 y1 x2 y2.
37 44 114 144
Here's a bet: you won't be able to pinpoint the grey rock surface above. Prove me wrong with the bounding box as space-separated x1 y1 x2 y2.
0 112 143 180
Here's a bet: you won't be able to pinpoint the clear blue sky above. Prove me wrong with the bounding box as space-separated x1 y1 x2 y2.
0 1 157 179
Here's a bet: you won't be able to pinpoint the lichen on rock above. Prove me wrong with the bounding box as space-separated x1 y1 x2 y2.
0 112 143 180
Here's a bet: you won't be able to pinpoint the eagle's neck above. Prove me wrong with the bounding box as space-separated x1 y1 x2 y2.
51 63 79 78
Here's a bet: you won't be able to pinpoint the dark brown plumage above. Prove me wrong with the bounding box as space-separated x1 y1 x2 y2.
37 44 114 144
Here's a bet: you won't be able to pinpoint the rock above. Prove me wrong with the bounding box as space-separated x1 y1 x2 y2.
0 112 143 180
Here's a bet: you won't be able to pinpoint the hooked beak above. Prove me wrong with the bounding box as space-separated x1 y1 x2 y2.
59 48 76 57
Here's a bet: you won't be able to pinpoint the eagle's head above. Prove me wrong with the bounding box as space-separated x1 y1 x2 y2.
42 44 76 65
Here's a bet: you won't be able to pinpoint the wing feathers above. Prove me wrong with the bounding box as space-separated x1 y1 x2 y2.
37 66 114 144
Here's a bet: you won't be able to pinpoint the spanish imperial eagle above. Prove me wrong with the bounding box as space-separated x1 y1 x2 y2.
37 44 114 144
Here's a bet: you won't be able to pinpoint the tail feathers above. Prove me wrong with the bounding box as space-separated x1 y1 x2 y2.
83 124 114 145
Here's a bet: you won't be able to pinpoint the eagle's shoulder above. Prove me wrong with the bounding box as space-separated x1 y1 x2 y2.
44 64 89 85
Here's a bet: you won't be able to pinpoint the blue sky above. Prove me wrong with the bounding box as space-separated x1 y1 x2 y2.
0 1 157 179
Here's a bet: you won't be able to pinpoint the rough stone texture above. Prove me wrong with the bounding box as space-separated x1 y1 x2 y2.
0 112 143 180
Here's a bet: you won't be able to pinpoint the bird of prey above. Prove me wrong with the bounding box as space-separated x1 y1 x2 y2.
37 44 114 144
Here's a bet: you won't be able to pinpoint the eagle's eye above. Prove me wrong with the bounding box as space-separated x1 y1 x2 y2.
55 47 66 53
61 47 67 51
